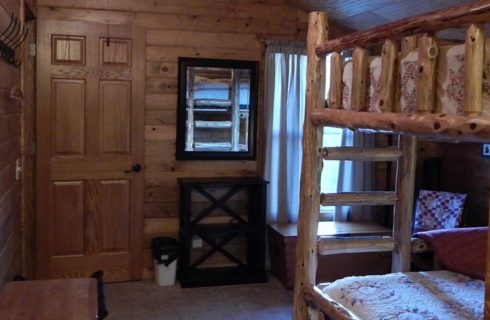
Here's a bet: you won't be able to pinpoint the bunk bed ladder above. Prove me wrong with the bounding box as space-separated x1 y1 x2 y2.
293 12 418 319
186 69 242 151
320 138 417 271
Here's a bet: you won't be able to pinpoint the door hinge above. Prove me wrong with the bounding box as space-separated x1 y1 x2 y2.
15 158 22 181
29 43 36 57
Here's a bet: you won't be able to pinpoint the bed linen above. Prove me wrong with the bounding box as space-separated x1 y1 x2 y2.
415 227 487 280
321 270 483 320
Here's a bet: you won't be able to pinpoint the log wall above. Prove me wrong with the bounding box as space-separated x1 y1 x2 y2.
440 143 490 226
35 0 349 279
0 0 22 286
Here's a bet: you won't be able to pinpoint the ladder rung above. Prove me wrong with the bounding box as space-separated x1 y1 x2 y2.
323 147 401 161
194 98 232 108
194 142 232 150
318 236 395 255
195 121 232 128
320 191 398 206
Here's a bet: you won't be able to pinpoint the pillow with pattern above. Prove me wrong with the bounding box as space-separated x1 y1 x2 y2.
413 189 467 232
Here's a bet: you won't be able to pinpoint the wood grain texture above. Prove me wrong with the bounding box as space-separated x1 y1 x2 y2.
392 136 417 272
327 52 342 109
379 39 397 112
38 0 312 279
0 0 22 287
351 47 369 111
310 108 490 143
464 24 484 116
36 17 145 282
21 20 37 279
0 278 97 320
318 236 395 255
416 35 438 113
320 191 398 206
315 1 490 54
293 11 327 320
323 146 401 161
439 142 489 227
303 285 357 320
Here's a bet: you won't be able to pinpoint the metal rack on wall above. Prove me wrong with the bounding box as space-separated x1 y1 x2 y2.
0 10 28 67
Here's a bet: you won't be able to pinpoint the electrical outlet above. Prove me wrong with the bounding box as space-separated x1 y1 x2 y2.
483 144 490 157
192 236 202 248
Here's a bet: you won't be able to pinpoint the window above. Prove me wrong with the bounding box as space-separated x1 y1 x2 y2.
320 126 343 220
319 54 343 220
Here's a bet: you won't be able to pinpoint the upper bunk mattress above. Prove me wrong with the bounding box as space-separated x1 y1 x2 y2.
321 270 483 320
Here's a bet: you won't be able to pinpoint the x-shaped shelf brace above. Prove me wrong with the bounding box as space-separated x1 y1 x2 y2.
190 227 246 268
190 184 247 225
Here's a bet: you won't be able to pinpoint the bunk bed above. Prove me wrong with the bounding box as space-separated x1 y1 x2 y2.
293 2 490 320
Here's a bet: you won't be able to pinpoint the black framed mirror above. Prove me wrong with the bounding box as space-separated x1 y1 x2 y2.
176 57 258 160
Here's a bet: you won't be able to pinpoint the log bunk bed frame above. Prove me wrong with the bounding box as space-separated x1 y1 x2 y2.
293 2 490 320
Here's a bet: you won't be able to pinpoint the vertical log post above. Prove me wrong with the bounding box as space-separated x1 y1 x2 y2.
186 67 195 150
293 11 328 320
379 39 398 112
464 24 485 116
230 69 240 151
351 47 369 111
328 52 343 109
416 35 439 113
402 36 418 53
392 135 417 272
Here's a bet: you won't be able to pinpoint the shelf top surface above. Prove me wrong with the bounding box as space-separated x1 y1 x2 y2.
269 221 392 238
178 176 266 185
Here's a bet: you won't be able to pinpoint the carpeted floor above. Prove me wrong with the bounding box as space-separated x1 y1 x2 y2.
104 275 293 320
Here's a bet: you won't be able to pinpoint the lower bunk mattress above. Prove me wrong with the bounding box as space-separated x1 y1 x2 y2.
321 270 483 320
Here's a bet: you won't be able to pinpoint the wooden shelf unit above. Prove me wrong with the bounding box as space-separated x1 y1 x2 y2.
177 177 267 287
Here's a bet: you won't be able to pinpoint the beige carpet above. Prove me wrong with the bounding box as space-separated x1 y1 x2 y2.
105 275 293 320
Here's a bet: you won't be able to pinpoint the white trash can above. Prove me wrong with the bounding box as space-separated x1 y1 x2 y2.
154 258 177 286
151 237 179 286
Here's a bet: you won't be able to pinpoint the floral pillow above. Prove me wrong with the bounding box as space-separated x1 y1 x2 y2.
413 190 467 232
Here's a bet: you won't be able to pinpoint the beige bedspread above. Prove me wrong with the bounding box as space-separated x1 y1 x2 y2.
321 270 483 320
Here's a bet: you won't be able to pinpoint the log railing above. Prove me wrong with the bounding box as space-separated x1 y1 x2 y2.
311 109 490 143
320 2 490 142
316 2 490 54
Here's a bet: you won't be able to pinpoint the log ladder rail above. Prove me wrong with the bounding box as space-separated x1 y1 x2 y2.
294 2 490 320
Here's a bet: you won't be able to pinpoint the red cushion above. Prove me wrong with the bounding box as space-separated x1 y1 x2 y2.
415 227 487 280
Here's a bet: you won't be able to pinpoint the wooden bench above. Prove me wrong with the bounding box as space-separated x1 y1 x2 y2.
268 221 392 288
0 278 97 320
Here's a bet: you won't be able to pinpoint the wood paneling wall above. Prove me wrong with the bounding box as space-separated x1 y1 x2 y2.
0 0 22 286
440 143 489 227
37 0 320 278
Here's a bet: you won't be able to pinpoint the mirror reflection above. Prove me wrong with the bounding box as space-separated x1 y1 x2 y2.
177 58 258 160
187 66 250 152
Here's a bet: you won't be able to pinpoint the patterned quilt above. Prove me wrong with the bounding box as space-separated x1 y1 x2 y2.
321 271 483 320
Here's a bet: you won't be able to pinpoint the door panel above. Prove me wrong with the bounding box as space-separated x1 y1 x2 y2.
98 180 130 253
52 181 85 256
52 79 86 156
36 19 144 281
99 80 131 155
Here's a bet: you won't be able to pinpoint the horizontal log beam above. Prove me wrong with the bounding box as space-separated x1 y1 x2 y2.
303 285 357 320
322 147 401 161
320 191 398 206
310 109 490 143
318 236 395 255
315 2 490 54
411 237 433 254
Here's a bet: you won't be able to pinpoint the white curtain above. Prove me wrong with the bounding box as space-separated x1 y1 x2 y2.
334 130 375 222
263 41 307 224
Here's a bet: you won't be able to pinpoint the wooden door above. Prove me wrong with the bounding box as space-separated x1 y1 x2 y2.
36 18 145 281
